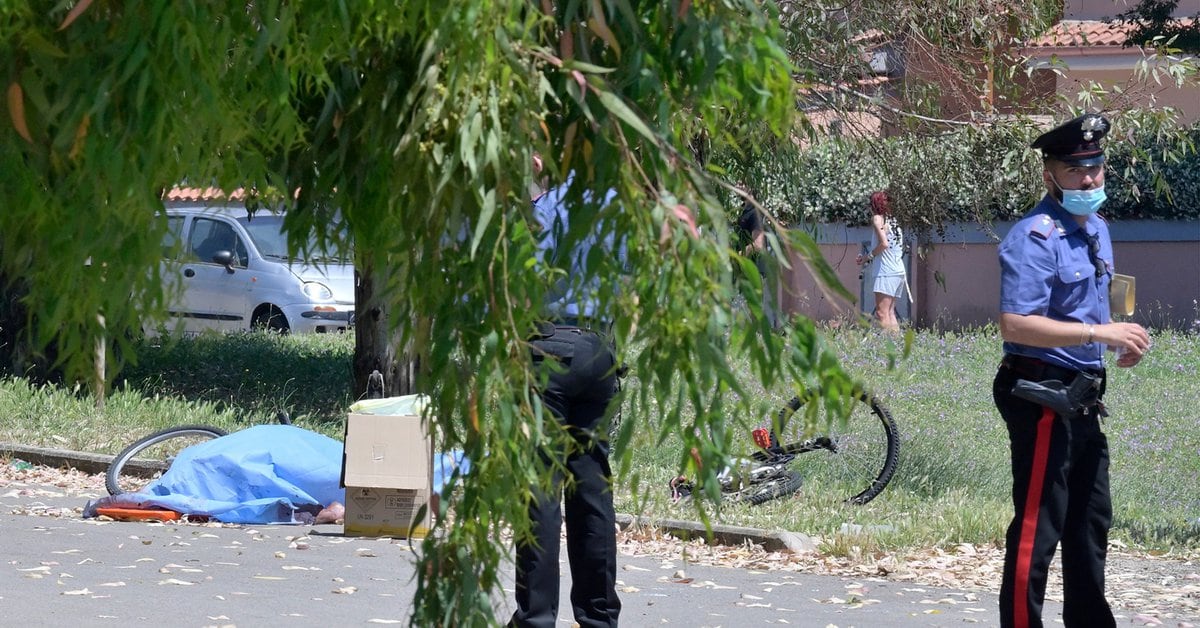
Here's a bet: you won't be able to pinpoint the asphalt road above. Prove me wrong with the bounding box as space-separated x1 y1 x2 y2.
0 480 1054 627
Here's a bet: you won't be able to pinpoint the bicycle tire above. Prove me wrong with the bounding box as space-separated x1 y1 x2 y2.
106 425 228 495
753 392 900 505
724 469 803 506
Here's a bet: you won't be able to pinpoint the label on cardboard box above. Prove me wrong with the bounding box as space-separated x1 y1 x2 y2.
343 486 430 538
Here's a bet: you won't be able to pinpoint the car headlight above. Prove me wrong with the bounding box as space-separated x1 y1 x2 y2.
302 281 334 301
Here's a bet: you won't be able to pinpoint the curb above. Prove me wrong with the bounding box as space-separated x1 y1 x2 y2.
2 443 811 552
1 442 166 478
615 513 815 554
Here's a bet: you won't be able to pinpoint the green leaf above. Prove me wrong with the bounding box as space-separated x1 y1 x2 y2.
595 90 658 145
21 31 67 58
470 187 496 258
561 59 617 75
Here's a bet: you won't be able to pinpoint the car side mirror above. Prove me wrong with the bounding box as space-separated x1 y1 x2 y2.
211 250 236 273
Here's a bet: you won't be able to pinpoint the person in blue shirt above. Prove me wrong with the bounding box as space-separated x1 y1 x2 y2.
509 171 621 628
993 113 1151 628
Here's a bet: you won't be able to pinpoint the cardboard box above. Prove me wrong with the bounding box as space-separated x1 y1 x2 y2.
342 411 433 538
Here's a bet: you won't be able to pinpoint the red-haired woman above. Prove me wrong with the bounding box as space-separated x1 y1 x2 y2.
856 191 907 332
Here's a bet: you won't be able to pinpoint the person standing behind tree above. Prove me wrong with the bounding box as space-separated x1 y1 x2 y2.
856 191 906 332
993 113 1150 628
509 173 621 628
735 193 781 330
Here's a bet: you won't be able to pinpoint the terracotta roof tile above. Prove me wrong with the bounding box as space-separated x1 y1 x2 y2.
797 74 891 99
1029 18 1196 49
1030 20 1131 48
164 187 246 202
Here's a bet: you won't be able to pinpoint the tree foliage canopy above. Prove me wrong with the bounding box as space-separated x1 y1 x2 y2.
1108 0 1200 53
4 1 1198 623
1 1 857 623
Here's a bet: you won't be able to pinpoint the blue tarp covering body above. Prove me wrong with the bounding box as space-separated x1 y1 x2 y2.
87 425 346 524
84 424 471 525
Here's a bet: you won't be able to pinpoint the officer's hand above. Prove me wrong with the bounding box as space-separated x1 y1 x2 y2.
1099 322 1150 368
1115 349 1142 368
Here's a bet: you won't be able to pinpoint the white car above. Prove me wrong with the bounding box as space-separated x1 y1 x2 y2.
154 205 355 335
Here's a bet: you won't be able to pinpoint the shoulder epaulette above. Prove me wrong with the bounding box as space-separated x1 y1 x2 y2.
1028 215 1056 240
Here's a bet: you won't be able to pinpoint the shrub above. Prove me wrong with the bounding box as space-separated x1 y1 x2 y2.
727 117 1199 235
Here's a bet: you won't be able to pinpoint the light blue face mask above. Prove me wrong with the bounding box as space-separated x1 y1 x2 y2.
1061 186 1107 215
1051 174 1107 216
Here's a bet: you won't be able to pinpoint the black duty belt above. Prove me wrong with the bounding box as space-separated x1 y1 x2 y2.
1000 354 1103 384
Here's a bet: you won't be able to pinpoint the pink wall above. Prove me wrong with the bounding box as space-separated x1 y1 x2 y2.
778 244 863 324
777 221 1200 330
911 243 1000 328
1109 241 1200 325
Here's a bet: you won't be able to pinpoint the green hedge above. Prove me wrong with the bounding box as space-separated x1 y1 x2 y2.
729 118 1200 233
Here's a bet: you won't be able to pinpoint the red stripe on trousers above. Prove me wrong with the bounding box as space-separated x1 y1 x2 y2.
1013 407 1056 628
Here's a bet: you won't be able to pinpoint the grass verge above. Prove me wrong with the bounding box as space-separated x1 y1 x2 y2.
1 326 1196 554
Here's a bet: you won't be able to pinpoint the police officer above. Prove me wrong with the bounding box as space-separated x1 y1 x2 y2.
994 113 1151 627
509 176 621 628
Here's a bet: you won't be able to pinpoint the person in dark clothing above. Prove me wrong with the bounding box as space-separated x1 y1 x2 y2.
508 176 621 628
993 113 1150 628
734 194 780 329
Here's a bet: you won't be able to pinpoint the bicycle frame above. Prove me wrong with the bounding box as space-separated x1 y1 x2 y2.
670 390 900 506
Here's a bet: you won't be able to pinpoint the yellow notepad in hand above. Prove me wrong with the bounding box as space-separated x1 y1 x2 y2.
1110 274 1135 317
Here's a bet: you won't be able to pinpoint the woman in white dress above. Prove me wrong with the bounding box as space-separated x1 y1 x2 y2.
856 191 906 332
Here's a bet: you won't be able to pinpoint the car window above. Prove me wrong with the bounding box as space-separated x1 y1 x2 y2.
239 214 351 263
189 218 246 267
162 216 184 260
241 215 290 260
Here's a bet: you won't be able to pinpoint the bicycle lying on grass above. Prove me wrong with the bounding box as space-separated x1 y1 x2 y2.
668 389 900 506
105 411 292 495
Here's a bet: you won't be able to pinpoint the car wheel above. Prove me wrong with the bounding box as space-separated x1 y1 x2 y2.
252 307 290 334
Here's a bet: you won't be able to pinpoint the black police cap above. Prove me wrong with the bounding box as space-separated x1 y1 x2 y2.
1030 113 1110 166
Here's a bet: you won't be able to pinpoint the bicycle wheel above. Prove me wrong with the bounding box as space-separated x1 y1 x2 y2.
106 425 227 495
754 392 900 505
724 469 803 506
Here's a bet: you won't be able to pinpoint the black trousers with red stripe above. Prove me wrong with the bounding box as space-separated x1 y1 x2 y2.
993 364 1115 628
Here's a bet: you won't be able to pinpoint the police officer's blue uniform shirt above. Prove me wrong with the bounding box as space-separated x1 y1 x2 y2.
999 194 1112 371
532 177 619 323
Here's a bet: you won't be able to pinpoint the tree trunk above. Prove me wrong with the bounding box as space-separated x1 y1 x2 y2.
0 269 22 375
94 324 106 411
0 270 60 384
352 260 418 400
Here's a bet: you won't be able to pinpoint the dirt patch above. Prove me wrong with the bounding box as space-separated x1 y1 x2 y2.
2 457 107 493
